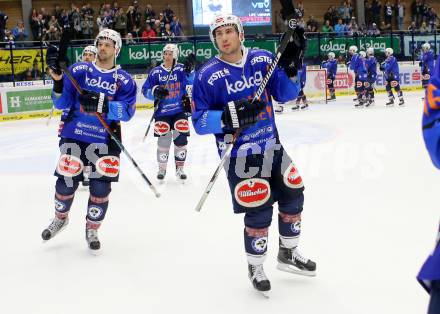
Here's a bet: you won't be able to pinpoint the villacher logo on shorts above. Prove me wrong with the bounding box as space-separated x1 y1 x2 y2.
283 163 304 189
57 154 84 177
96 156 120 178
154 121 170 135
234 178 271 208
174 119 189 133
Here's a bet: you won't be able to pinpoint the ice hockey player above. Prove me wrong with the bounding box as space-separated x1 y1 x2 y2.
82 45 97 62
294 62 308 110
348 45 367 107
380 48 404 106
420 43 435 91
42 29 137 250
141 43 192 181
321 52 337 101
418 54 440 314
364 47 377 107
192 14 316 296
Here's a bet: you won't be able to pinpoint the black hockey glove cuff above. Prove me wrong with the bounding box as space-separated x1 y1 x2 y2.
221 99 266 131
153 85 169 100
183 53 197 73
53 78 64 94
79 90 109 114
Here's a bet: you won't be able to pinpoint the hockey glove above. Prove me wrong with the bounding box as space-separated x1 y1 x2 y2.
153 86 169 100
183 53 197 73
182 95 192 115
278 25 306 78
379 62 386 71
46 44 62 75
221 99 266 131
79 90 109 114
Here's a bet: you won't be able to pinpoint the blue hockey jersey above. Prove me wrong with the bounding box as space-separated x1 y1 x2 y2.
420 50 436 75
53 62 137 144
365 56 377 81
142 63 189 118
419 54 440 293
382 55 400 81
322 59 337 78
192 48 300 157
349 54 367 80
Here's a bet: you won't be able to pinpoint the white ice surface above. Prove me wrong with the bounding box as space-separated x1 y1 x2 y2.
0 91 437 314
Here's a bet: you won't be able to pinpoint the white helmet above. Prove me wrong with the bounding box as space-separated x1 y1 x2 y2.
359 51 366 58
385 48 393 56
82 45 97 57
209 14 244 50
163 43 179 59
349 45 358 54
422 42 431 51
366 47 374 56
328 52 335 59
94 29 122 57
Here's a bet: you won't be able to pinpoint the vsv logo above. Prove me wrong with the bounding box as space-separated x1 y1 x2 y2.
225 71 263 94
85 76 117 94
252 0 270 9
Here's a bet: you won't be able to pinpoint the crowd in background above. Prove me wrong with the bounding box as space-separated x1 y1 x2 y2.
0 2 184 46
274 0 439 36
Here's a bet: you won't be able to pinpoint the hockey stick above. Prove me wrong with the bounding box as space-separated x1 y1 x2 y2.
60 64 161 198
46 29 70 126
194 19 300 212
142 58 176 142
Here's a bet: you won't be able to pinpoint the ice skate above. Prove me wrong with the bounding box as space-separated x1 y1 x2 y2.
86 227 101 250
274 104 284 114
300 102 309 110
386 97 395 107
398 98 405 106
248 264 271 298
176 166 187 181
157 168 166 181
41 216 69 241
365 98 375 107
277 245 316 277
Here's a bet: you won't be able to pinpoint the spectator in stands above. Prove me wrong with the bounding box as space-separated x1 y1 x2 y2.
112 1 120 16
306 16 319 32
30 61 42 80
145 4 156 27
81 12 94 39
364 0 372 27
132 0 142 28
322 20 334 33
30 9 39 40
338 1 352 24
383 1 393 29
419 21 429 34
160 23 174 41
12 21 29 45
115 8 127 37
371 0 381 26
367 22 380 36
48 16 60 32
427 7 438 32
163 4 175 22
101 10 114 30
141 23 156 42
126 32 136 45
396 0 405 31
71 6 82 39
130 24 142 41
408 20 418 32
158 13 166 32
153 20 161 36
334 18 346 36
412 0 423 27
380 21 391 33
127 5 141 33
171 16 183 37
45 24 60 41
53 5 63 24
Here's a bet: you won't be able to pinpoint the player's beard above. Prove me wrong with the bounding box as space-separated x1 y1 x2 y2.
97 51 115 69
